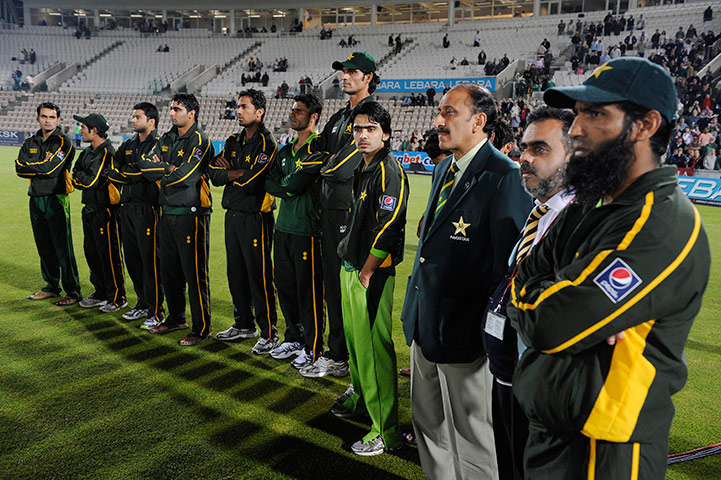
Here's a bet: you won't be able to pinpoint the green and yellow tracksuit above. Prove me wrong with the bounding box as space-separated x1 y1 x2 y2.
108 130 165 320
72 139 126 307
265 132 324 359
207 124 277 339
137 123 213 337
15 127 81 298
337 147 409 449
508 167 711 479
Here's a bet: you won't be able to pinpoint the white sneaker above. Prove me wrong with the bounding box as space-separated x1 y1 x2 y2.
216 326 259 341
252 336 280 355
99 302 128 313
269 341 304 360
300 356 350 378
335 383 354 405
292 352 314 370
140 316 162 330
123 308 148 321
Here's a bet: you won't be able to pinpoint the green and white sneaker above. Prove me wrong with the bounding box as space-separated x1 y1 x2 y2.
123 308 148 321
351 435 391 456
140 316 162 330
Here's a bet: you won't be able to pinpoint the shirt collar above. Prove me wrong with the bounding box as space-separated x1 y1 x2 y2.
535 188 574 212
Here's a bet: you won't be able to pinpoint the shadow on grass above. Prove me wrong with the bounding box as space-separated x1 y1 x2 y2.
686 339 721 356
66 311 414 479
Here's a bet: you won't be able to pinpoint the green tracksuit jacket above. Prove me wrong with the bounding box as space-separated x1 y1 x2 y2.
16 128 75 196
338 148 409 272
108 130 161 205
264 132 322 236
207 124 277 213
508 166 710 445
136 123 214 214
71 140 118 211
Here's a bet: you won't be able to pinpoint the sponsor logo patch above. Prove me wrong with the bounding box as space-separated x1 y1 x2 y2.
380 195 397 211
192 147 203 159
57 150 65 160
593 258 642 303
29 148 38 154
258 153 269 164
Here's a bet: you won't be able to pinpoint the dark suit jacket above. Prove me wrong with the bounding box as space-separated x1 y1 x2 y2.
401 140 533 364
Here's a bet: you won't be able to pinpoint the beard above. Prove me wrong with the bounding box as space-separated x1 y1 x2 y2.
566 129 635 208
521 162 566 202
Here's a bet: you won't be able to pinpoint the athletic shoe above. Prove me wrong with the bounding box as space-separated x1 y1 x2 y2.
123 308 148 321
140 316 162 330
330 402 359 418
292 352 314 370
299 356 350 378
216 326 259 341
79 293 107 309
269 341 304 359
99 302 128 313
351 435 392 456
334 383 354 406
251 336 280 355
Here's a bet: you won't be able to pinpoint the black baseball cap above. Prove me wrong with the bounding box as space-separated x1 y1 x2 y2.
544 57 677 122
73 113 110 133
332 52 377 73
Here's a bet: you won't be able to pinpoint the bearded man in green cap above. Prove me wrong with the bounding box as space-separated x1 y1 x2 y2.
507 57 711 479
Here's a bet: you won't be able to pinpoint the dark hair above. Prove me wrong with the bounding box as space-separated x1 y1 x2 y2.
616 101 673 161
37 102 61 117
238 88 267 122
451 83 498 135
363 71 381 94
95 129 108 139
293 93 322 122
171 93 200 121
526 106 576 149
491 121 514 151
133 102 159 128
424 128 451 160
350 101 392 148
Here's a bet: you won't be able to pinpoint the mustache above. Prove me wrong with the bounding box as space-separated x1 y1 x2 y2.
520 162 536 175
437 128 450 135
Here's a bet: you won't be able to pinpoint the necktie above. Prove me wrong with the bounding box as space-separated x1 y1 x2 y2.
515 204 550 263
433 162 458 216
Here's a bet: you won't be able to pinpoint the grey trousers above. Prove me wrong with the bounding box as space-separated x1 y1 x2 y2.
411 341 499 480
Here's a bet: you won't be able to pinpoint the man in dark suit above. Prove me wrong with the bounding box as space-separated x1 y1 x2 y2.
401 84 532 479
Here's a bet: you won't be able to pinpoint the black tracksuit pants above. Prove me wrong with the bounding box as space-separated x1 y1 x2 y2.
225 210 277 339
82 207 126 306
160 213 211 337
120 203 164 319
274 230 324 361
321 209 349 361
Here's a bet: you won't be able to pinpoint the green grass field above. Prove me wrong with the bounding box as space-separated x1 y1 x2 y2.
1 145 719 479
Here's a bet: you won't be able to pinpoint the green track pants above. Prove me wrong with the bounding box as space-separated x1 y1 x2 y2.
340 268 401 448
29 194 81 298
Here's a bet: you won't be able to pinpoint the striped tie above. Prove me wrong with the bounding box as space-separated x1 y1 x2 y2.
433 162 458 216
515 204 550 263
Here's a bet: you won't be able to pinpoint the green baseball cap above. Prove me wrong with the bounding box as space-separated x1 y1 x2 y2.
332 51 377 73
544 57 677 122
73 113 110 133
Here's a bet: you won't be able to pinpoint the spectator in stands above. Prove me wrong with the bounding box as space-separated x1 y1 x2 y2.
442 34 450 48
687 24 698 40
558 20 565 36
280 81 289 98
391 136 402 151
395 34 403 54
427 86 436 106
450 56 457 69
474 30 481 46
460 57 469 66
704 5 713 22
636 14 645 30
624 32 637 51
703 147 718 169
478 49 487 65
29 49 36 64
388 33 394 47
262 72 269 87
627 14 635 31
676 27 686 41
669 147 690 167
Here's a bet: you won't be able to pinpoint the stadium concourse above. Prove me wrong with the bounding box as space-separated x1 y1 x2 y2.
2 0 721 477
